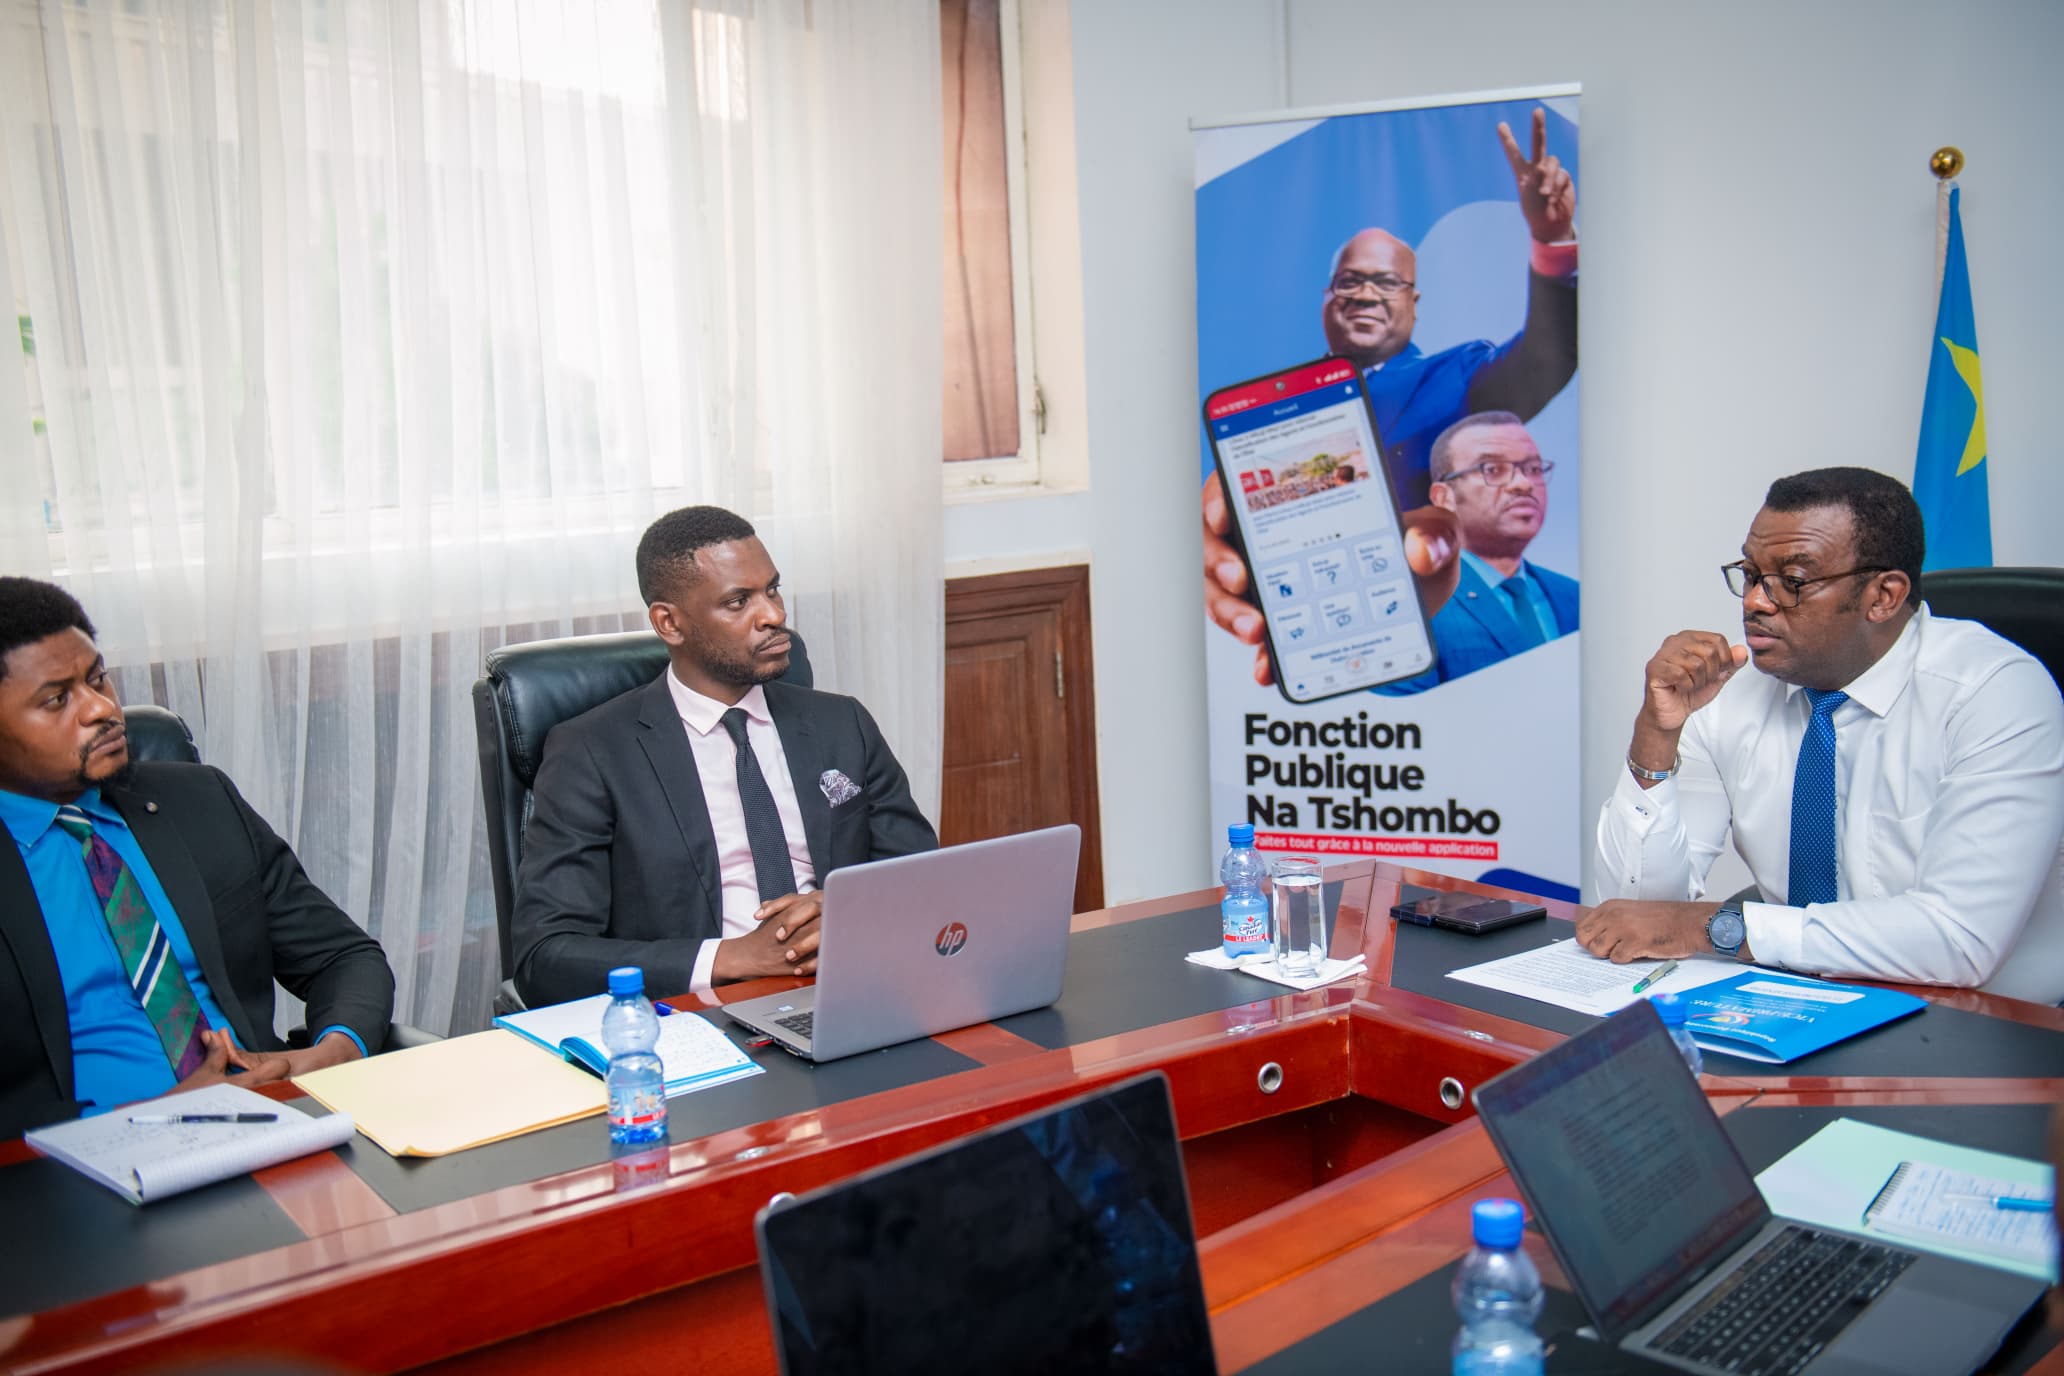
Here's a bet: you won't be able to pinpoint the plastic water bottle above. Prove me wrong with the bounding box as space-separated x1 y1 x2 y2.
1219 824 1269 958
602 966 668 1147
1453 1198 1544 1376
1651 992 1704 1077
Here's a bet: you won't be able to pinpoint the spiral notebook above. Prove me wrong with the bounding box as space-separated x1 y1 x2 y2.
1864 1161 2057 1270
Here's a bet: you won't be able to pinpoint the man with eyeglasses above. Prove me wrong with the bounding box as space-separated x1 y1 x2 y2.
1379 412 1576 693
1583 468 2064 1002
1317 109 1578 511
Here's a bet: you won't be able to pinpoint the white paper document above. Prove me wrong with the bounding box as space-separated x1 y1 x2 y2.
25 1083 356 1205
1446 938 1743 1016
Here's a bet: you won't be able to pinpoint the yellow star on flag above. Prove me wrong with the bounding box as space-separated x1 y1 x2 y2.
1940 337 1986 476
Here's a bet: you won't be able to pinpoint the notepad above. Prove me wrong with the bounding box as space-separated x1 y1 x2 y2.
495 995 764 1096
294 1029 609 1157
25 1083 356 1205
1756 1117 2058 1282
1865 1161 2056 1270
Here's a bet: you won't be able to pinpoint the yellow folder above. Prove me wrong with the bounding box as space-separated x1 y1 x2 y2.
294 1029 606 1157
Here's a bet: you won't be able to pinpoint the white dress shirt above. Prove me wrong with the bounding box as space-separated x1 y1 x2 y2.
1597 608 2064 1003
667 671 817 993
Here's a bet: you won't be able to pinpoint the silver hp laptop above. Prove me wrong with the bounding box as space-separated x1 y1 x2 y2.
1473 1001 2043 1376
754 1071 1215 1374
724 824 1080 1061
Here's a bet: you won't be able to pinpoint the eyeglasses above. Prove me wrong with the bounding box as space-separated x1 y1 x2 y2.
1438 458 1553 487
1720 561 1890 608
1327 270 1416 299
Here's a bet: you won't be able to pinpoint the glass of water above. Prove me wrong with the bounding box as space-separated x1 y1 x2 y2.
1269 857 1327 978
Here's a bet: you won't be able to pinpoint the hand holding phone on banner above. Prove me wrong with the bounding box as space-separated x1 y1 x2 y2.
1202 358 1464 700
1202 470 1458 690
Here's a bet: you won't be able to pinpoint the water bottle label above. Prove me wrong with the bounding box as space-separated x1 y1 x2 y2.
1222 897 1269 955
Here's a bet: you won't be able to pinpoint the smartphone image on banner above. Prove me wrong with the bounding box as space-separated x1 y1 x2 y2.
1204 357 1437 701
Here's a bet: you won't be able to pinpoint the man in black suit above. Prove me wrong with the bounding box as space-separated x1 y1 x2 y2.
0 579 394 1137
512 507 938 1007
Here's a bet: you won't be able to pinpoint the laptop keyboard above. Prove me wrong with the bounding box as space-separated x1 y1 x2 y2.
1651 1225 1913 1375
772 1011 815 1041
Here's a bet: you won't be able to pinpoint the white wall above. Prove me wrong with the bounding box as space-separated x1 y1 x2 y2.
966 0 2064 907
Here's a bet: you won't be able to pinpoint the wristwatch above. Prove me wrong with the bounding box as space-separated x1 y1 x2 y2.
1705 903 1746 959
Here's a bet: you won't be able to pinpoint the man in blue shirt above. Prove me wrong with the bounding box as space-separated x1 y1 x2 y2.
0 579 394 1136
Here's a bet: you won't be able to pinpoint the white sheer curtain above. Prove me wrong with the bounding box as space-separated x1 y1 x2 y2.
0 0 944 1035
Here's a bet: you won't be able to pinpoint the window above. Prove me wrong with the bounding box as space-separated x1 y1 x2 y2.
941 0 1041 489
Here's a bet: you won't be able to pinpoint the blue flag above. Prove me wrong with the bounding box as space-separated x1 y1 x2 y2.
1912 186 1991 571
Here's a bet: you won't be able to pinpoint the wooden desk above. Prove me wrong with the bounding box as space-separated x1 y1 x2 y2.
4 864 2058 1374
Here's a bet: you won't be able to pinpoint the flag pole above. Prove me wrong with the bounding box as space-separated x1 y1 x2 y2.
1930 147 1963 297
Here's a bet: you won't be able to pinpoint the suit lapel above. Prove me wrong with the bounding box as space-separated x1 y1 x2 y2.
634 677 724 923
0 840 76 1100
105 780 261 1049
767 684 833 881
1451 560 1534 658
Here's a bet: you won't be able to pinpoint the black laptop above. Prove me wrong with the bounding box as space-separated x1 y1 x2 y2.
1473 1001 2044 1376
753 1071 1216 1375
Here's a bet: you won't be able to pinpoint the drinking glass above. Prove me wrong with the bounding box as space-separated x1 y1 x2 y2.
1269 857 1327 978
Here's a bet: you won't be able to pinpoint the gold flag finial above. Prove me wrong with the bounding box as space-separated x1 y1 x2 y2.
1930 147 1964 180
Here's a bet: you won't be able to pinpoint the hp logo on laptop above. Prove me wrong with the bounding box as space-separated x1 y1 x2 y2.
934 922 969 957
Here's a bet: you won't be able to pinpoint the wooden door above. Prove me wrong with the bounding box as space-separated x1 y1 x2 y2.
942 566 1103 912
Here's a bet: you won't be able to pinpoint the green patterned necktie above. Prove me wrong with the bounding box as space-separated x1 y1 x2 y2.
53 804 213 1078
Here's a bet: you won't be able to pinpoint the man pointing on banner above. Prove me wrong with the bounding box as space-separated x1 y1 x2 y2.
1581 467 2064 1003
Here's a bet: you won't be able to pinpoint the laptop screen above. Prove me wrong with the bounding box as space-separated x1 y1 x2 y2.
1473 1001 1770 1338
755 1072 1215 1375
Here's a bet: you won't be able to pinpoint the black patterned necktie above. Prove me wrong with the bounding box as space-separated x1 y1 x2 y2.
721 708 799 902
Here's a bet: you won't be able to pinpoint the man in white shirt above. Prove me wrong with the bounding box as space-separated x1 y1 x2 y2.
511 507 938 1006
1583 467 2064 1003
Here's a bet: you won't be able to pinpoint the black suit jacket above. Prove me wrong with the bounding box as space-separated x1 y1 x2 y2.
512 675 938 1006
0 763 396 1138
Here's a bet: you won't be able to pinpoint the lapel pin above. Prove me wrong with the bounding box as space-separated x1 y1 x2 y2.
145 801 159 813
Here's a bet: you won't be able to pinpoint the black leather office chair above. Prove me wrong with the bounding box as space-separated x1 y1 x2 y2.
471 628 813 1013
1921 566 2064 696
118 705 440 1051
122 704 202 764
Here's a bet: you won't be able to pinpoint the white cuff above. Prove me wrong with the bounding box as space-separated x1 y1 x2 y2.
1609 764 1675 834
688 937 721 995
1742 901 1803 970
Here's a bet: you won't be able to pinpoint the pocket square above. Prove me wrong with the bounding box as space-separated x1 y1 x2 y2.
820 769 861 807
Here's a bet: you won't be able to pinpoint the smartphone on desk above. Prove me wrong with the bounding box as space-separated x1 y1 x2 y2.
1203 356 1437 701
1392 892 1547 935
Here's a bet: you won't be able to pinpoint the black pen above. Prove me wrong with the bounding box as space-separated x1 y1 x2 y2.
127 1113 279 1124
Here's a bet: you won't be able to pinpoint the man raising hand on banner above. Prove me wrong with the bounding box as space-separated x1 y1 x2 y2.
1320 106 1579 508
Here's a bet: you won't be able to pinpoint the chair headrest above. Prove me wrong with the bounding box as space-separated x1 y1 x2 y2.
484 631 671 788
123 704 201 766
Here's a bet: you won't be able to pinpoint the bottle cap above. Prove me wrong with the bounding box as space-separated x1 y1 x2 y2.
607 966 645 997
1651 992 1686 1026
1471 1197 1525 1248
1227 823 1255 846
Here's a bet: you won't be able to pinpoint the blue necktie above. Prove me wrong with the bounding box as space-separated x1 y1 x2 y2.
1787 689 1849 907
1498 576 1547 650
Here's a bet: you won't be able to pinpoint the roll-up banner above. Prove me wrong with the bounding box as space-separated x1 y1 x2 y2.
1195 86 1582 899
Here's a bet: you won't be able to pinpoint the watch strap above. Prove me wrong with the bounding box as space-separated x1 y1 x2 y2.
1627 754 1679 782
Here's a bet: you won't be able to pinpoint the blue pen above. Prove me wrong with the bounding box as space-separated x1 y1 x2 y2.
1940 1192 2052 1212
